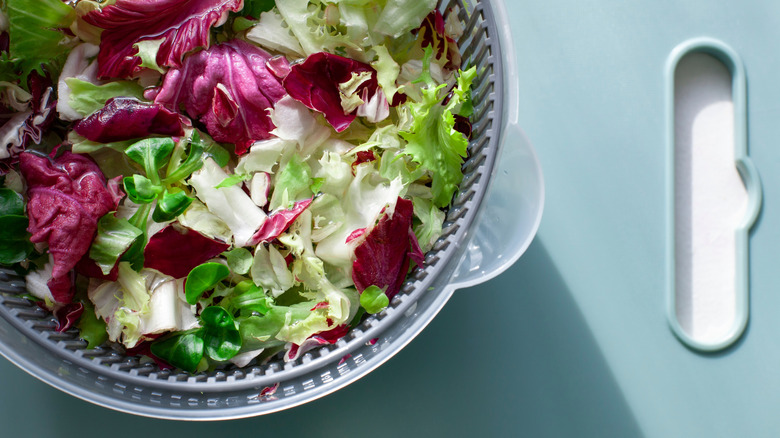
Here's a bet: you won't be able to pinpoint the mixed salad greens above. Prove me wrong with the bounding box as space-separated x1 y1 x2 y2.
0 0 476 373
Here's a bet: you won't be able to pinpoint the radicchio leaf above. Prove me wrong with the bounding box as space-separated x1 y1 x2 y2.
54 302 84 332
352 197 419 300
76 255 120 281
286 324 350 362
282 52 379 132
155 39 286 154
418 10 462 73
73 97 184 143
351 151 376 174
144 223 230 278
49 270 76 305
20 151 121 303
0 71 57 169
83 0 244 79
248 197 313 246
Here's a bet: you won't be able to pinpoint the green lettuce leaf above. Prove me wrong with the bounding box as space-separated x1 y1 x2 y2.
6 0 75 78
400 49 476 207
412 196 444 251
89 213 143 275
269 154 313 211
371 44 402 103
77 300 109 349
371 0 437 39
65 77 145 117
133 38 166 74
223 247 253 275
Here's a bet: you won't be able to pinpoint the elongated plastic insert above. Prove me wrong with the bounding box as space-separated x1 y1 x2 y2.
665 38 761 352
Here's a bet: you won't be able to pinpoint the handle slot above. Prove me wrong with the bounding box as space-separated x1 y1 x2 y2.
665 38 762 352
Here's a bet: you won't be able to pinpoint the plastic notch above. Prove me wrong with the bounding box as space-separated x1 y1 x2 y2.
450 0 545 290
665 38 762 352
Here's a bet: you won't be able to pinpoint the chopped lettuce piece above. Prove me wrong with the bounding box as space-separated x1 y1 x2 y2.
245 9 304 57
6 0 75 78
57 43 100 121
269 154 313 211
133 38 166 74
89 212 143 275
73 97 183 143
89 264 198 348
400 50 476 207
66 78 145 117
144 223 230 279
412 196 444 252
154 39 286 154
372 0 438 39
20 151 122 303
315 162 403 271
82 0 243 78
283 52 378 132
189 158 268 247
352 197 416 299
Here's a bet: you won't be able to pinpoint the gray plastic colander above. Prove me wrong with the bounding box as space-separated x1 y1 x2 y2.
0 0 544 420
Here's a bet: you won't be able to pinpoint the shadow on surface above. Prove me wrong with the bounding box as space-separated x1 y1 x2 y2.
0 239 644 438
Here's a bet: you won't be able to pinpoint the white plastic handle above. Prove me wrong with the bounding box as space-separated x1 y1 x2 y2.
449 0 545 289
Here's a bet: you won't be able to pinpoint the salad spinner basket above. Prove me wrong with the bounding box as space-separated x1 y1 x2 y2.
0 0 543 419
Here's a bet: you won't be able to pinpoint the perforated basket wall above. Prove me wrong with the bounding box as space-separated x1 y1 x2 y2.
0 0 505 419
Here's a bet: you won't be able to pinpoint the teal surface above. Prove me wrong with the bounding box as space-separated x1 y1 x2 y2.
2 1 780 436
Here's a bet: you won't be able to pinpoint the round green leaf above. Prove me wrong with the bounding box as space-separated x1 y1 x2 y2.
77 301 108 349
150 331 204 373
0 240 33 265
0 214 32 264
152 189 193 222
185 262 231 305
223 247 253 275
0 188 24 216
125 137 175 172
0 214 29 240
201 305 234 329
200 306 242 361
360 285 390 314
123 174 162 204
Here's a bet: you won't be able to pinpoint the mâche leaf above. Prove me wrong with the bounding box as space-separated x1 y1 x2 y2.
185 262 230 305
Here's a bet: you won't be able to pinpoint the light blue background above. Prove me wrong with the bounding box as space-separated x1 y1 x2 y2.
2 1 779 436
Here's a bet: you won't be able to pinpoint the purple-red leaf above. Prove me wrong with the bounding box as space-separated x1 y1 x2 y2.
76 255 120 282
20 152 121 303
144 223 230 278
83 0 244 79
155 39 286 154
54 302 84 332
0 71 57 170
283 52 378 132
351 151 376 175
352 198 417 300
248 198 313 246
408 227 425 268
418 10 462 72
287 324 350 362
73 97 184 143
49 271 76 305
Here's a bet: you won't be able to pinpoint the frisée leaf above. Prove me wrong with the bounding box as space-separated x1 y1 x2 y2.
400 48 476 207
